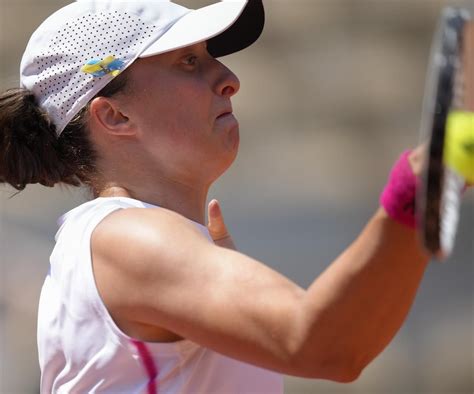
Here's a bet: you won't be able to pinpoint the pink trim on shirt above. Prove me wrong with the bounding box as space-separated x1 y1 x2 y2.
131 340 159 394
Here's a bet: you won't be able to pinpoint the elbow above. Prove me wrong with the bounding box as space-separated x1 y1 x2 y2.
298 358 364 383
328 364 363 383
279 296 368 382
325 356 367 383
284 343 366 383
299 358 364 383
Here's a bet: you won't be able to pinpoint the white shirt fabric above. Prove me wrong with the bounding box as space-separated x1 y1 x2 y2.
37 196 283 393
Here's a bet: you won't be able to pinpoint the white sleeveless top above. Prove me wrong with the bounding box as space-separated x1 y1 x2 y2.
37 196 283 393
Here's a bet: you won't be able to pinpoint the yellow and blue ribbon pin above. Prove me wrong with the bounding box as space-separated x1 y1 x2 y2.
81 55 125 77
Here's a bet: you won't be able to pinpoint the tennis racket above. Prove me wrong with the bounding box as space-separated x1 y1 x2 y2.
417 7 473 260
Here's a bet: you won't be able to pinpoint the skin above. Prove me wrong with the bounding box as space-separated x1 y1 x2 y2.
464 22 474 111
88 42 433 382
89 42 240 224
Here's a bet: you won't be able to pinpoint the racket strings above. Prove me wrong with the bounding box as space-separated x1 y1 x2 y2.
440 167 464 256
438 45 463 259
419 7 471 259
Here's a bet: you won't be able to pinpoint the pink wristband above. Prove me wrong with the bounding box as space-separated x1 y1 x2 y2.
380 150 418 229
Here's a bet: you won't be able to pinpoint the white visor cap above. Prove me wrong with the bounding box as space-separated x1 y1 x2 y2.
20 0 264 136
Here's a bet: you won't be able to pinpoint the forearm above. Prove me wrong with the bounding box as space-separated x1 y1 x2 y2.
295 207 429 379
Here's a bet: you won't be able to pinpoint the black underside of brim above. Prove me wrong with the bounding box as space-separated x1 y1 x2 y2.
207 0 264 58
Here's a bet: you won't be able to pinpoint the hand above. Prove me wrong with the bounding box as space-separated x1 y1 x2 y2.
407 144 426 177
409 143 473 189
462 21 473 112
207 199 237 250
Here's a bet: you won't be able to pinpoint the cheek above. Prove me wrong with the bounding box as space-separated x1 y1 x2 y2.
158 75 210 113
150 87 211 140
130 74 214 155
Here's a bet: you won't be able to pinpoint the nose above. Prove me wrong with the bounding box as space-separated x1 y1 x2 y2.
214 61 240 97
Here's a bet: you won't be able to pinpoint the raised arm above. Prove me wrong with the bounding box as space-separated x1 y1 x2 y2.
295 207 428 379
91 192 428 383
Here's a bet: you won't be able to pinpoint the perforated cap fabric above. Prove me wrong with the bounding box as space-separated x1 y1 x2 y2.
20 0 264 136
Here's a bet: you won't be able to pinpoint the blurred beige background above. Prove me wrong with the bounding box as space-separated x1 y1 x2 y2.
1 0 473 393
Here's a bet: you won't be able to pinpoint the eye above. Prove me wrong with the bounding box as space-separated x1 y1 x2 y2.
182 55 198 67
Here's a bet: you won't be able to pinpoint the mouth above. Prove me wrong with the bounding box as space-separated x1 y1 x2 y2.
216 109 233 119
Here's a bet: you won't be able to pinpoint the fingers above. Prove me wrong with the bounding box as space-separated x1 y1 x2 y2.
462 21 474 111
207 199 230 241
408 144 427 177
207 199 237 250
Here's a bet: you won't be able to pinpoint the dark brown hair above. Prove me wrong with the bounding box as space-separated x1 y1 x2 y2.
0 74 128 191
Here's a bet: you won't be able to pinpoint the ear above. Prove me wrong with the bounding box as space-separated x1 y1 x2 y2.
89 96 135 136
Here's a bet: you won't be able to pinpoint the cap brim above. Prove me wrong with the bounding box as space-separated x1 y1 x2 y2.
140 0 264 58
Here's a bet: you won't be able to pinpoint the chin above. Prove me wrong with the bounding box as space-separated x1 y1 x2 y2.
210 148 239 183
227 133 240 165
231 126 240 152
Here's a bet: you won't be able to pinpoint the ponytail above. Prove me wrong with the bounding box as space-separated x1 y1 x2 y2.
0 72 128 191
0 88 77 190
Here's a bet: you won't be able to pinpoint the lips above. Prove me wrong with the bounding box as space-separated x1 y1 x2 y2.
216 108 233 119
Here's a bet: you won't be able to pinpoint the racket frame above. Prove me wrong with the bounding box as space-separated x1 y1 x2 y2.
417 7 471 259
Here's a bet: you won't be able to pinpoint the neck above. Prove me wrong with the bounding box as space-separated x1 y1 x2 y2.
96 177 210 225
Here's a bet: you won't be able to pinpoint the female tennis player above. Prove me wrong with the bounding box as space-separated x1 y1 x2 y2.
0 0 446 393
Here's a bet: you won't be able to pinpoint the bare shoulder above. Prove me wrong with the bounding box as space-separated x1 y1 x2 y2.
89 205 308 372
92 206 211 272
90 206 215 336
93 206 209 250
